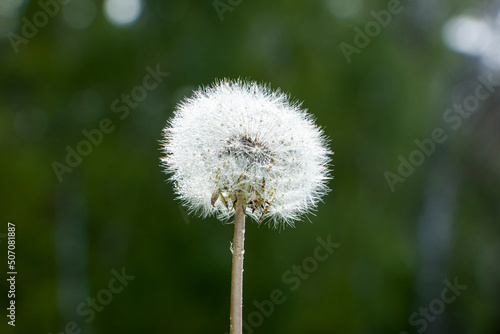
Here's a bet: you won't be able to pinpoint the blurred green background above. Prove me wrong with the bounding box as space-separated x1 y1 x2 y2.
1 0 499 333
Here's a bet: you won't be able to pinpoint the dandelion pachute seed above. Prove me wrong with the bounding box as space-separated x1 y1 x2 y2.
161 79 332 228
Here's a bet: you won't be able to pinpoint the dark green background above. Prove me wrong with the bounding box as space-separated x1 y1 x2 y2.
1 0 499 333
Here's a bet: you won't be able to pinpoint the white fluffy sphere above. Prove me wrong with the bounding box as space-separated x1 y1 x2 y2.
161 79 331 227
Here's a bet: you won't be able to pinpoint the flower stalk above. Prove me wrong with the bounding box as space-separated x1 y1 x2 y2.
230 194 245 334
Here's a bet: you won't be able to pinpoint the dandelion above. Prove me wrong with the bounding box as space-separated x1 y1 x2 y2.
160 79 332 334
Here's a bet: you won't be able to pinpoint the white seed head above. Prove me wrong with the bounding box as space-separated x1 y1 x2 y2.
161 79 332 228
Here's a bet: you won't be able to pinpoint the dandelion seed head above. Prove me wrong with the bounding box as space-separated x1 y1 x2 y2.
161 79 332 228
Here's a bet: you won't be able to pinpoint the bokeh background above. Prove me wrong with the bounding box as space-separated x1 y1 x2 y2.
1 0 500 333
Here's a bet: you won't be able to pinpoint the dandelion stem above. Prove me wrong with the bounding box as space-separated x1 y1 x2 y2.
230 195 245 334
